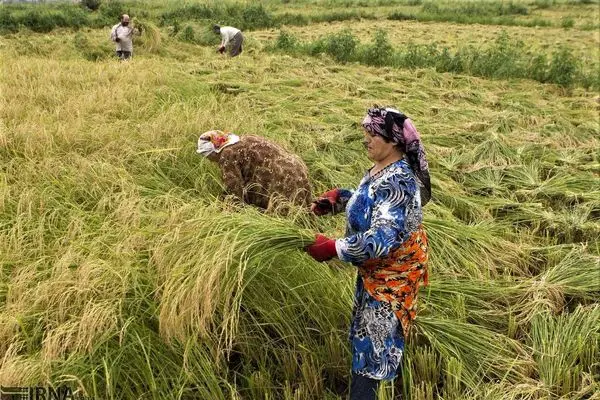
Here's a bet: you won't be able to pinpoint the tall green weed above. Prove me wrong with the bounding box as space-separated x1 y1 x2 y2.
272 30 595 89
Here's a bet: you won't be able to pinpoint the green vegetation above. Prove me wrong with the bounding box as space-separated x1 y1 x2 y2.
2 0 599 34
272 29 599 88
0 0 598 399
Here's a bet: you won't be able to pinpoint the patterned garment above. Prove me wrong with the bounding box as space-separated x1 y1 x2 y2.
337 159 429 380
217 135 312 209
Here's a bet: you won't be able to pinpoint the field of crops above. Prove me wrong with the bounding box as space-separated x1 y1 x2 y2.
0 0 599 399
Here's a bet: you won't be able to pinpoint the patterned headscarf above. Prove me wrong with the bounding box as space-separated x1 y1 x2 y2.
362 107 431 205
196 130 240 157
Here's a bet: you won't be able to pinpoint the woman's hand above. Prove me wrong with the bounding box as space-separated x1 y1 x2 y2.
310 188 340 216
305 234 337 262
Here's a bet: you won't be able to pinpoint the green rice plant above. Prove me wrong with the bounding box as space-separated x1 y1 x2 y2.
420 1 529 17
403 345 441 397
468 31 526 79
241 4 275 29
533 246 600 302
462 167 509 198
467 132 519 167
534 0 555 9
415 316 533 386
424 207 529 278
429 169 490 223
134 19 162 53
152 203 314 348
311 10 376 23
530 306 600 397
504 162 599 208
528 54 549 83
510 245 600 323
359 29 393 67
159 2 275 31
96 1 125 26
422 278 523 333
0 5 89 33
275 12 310 26
73 32 111 61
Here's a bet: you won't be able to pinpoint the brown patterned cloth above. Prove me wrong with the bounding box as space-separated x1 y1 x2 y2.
217 135 312 209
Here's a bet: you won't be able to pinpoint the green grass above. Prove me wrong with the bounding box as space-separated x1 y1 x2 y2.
271 29 599 88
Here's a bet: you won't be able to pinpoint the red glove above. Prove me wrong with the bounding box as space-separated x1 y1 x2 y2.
306 234 337 262
311 189 340 216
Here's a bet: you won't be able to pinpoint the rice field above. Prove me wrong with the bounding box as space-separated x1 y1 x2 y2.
0 0 599 399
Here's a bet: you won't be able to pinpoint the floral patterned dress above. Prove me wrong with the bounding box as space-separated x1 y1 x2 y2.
335 159 429 380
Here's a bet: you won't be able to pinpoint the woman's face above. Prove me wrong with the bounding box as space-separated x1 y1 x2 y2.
363 130 397 162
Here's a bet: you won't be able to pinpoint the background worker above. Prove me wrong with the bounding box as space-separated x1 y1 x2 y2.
110 14 140 60
213 24 244 57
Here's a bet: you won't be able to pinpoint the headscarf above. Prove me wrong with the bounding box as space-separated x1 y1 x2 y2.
362 107 431 205
196 130 240 157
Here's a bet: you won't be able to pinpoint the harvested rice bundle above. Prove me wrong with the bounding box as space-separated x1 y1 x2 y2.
134 18 162 53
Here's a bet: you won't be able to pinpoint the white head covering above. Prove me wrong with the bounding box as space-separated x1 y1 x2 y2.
196 130 240 157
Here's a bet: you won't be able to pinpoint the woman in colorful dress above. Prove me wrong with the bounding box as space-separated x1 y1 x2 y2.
306 107 431 400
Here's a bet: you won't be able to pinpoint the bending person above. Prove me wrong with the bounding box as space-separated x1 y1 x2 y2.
213 25 244 57
197 130 312 209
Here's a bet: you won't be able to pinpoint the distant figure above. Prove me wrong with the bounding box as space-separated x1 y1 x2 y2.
213 25 244 57
110 14 139 60
196 130 312 209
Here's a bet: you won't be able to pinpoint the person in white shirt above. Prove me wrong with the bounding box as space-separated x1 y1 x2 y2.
110 14 140 60
213 25 244 57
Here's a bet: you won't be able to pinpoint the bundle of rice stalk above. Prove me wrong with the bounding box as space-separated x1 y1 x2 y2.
430 169 490 223
453 381 549 400
153 204 314 350
422 278 524 332
467 133 518 167
415 316 534 387
423 211 528 278
516 246 600 318
530 306 600 397
134 19 162 53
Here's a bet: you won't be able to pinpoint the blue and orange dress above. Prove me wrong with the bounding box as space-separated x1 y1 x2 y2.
335 158 429 380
